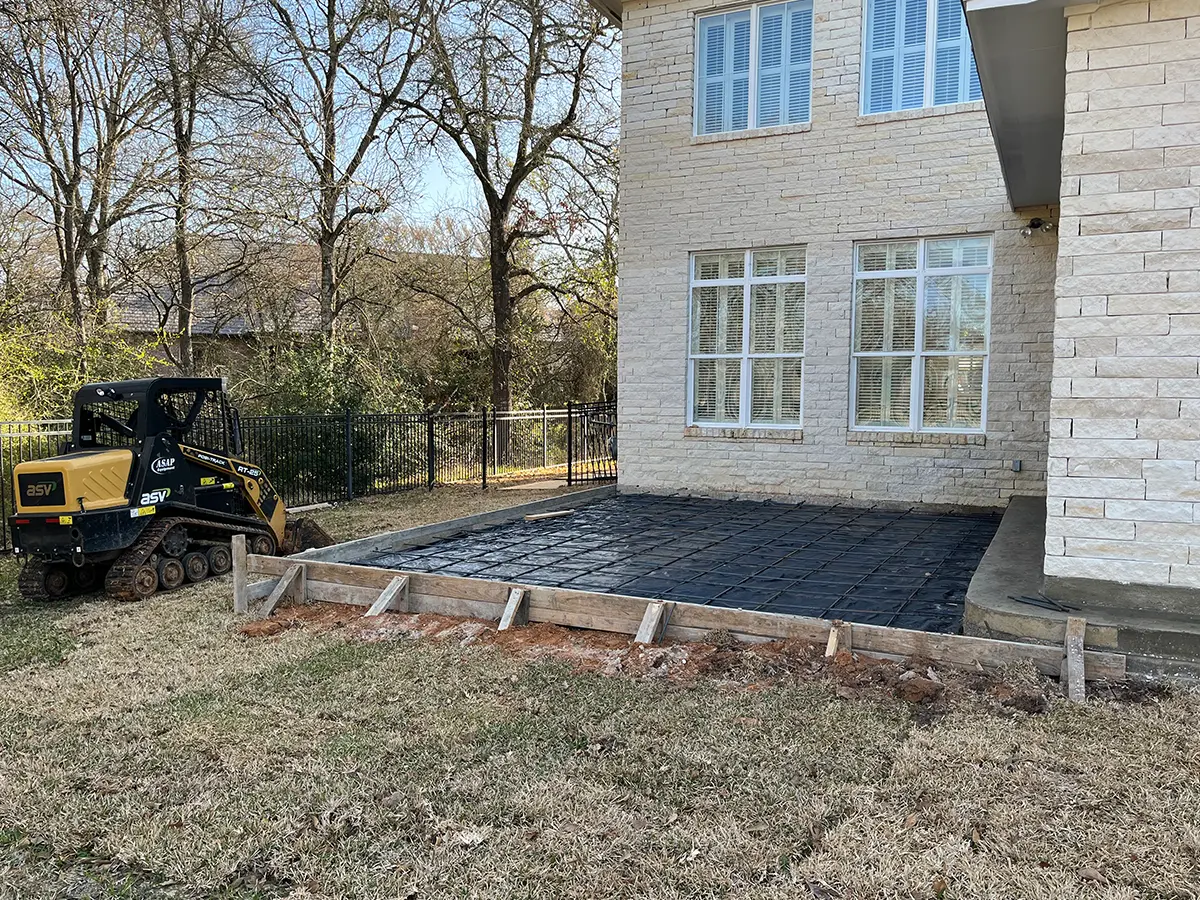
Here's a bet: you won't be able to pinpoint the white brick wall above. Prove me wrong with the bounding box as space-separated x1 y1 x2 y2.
1047 0 1200 588
617 0 1056 505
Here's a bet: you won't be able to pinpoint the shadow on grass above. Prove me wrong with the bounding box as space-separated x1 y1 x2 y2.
0 557 82 674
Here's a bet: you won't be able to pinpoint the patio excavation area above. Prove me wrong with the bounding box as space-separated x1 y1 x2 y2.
355 494 1003 633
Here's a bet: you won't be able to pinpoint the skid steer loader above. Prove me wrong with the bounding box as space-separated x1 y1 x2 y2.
9 377 333 601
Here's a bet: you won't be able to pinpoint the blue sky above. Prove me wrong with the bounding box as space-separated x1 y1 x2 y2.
411 153 477 221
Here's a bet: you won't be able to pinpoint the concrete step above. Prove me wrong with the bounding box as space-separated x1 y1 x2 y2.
965 495 1200 678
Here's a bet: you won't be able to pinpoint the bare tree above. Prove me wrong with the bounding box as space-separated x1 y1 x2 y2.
142 0 249 372
0 186 56 316
0 0 166 348
241 0 429 337
409 0 617 411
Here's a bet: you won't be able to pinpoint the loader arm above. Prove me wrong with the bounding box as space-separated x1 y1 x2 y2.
178 445 287 545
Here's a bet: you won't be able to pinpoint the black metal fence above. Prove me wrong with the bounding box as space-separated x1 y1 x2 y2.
1 420 73 549
567 401 618 485
0 403 617 549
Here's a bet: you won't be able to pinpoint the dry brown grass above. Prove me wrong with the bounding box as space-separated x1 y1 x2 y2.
0 486 1197 900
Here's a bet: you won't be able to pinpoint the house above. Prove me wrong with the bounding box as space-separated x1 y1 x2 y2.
594 0 1200 626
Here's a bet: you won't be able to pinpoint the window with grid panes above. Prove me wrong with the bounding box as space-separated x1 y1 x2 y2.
861 0 982 115
689 247 806 427
851 236 991 432
695 2 814 136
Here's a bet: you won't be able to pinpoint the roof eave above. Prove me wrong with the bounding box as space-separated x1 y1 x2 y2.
963 0 1069 210
588 0 622 28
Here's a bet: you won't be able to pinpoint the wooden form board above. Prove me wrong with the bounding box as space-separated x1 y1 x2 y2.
243 553 1127 681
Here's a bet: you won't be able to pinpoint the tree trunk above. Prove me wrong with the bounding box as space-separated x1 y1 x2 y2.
318 230 337 334
488 215 514 413
58 202 86 342
173 137 195 372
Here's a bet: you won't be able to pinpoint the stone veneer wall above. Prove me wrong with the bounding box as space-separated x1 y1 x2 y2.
617 0 1057 506
1046 0 1200 590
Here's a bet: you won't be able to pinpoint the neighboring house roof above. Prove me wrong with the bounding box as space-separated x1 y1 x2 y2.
117 277 323 337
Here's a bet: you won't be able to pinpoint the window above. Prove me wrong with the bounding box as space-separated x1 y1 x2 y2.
861 0 982 114
689 247 806 427
851 236 991 432
695 2 814 136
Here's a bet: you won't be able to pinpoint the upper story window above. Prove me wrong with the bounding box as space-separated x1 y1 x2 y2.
695 2 814 136
689 247 807 428
851 236 992 433
862 0 982 115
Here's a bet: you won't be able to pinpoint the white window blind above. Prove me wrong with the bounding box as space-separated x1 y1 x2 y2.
851 236 991 433
862 0 982 114
696 2 814 136
689 247 806 427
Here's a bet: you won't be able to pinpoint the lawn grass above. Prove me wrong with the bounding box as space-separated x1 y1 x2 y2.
0 485 1197 899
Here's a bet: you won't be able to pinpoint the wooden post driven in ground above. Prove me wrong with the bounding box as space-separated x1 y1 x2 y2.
232 534 248 614
634 600 673 644
1064 616 1087 703
258 564 305 619
498 587 529 630
825 620 852 657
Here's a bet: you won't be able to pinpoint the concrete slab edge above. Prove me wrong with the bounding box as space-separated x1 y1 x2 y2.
291 485 619 563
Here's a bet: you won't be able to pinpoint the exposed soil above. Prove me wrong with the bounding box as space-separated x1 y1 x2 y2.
239 601 1056 716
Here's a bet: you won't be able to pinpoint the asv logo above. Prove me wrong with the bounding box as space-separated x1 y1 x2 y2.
25 482 56 497
139 488 171 505
151 457 176 474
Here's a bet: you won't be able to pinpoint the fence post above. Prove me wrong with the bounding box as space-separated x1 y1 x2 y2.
426 413 436 491
566 402 573 486
344 408 354 500
542 406 548 469
492 411 498 476
481 408 488 490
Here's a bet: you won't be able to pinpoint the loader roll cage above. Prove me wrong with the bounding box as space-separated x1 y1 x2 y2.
72 378 243 457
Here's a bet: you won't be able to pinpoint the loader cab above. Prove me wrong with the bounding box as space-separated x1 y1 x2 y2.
72 378 243 457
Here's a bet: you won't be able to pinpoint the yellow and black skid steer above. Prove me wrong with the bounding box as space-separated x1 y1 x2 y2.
9 377 333 601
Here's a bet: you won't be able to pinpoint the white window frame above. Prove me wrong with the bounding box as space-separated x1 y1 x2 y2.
849 236 992 434
687 246 807 429
693 1 814 137
859 0 982 115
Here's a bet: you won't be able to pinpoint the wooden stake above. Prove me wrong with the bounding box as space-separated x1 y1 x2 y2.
825 619 849 657
634 600 670 645
1064 616 1087 703
365 575 410 617
232 534 248 614
255 564 304 619
498 587 529 630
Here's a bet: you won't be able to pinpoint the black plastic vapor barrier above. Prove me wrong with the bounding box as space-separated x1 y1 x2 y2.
363 494 1003 634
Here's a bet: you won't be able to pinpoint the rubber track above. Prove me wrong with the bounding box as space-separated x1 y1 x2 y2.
18 560 59 602
104 516 275 602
